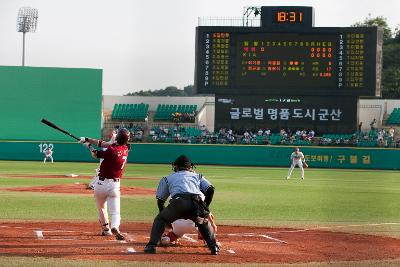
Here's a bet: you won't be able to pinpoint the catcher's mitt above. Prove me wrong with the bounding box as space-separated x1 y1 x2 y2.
303 162 309 168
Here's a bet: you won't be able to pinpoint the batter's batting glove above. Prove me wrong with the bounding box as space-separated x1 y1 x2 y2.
83 142 92 149
79 137 89 144
83 142 96 153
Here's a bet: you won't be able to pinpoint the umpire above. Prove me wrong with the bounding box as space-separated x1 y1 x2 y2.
144 155 219 255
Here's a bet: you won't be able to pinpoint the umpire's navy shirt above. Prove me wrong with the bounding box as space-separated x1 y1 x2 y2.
156 170 212 201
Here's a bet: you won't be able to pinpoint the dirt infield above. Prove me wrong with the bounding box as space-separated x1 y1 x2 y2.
3 174 157 180
5 184 155 195
1 221 400 264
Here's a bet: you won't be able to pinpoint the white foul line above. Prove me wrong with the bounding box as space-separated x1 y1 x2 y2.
227 233 287 244
268 222 400 234
261 234 287 244
181 234 198 243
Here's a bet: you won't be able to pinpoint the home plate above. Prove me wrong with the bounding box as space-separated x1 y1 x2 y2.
127 247 136 253
65 174 79 177
227 249 235 254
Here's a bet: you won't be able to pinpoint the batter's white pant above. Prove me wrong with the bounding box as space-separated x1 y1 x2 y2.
287 161 304 178
43 156 53 163
94 179 121 230
88 169 100 188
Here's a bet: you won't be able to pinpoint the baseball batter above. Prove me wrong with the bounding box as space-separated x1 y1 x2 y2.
87 130 117 190
287 147 307 180
43 147 54 163
79 128 130 240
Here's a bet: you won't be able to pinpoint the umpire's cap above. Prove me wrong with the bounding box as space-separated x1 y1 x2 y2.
173 155 193 171
116 128 130 145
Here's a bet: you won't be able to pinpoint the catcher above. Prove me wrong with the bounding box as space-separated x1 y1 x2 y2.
287 147 308 180
160 213 218 246
144 155 219 255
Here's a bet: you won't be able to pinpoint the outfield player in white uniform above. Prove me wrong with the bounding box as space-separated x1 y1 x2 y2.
287 147 307 180
43 147 54 163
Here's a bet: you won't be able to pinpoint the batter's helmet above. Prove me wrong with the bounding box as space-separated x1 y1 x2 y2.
116 128 130 145
172 155 194 172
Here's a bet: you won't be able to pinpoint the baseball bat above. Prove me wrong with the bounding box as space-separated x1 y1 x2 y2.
40 118 80 141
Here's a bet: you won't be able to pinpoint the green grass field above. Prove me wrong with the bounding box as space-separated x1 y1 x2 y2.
0 160 400 266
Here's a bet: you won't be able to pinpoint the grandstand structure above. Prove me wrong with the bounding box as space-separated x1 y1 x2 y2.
101 95 400 148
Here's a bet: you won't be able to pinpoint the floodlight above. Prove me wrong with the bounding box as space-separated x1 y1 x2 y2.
16 7 39 66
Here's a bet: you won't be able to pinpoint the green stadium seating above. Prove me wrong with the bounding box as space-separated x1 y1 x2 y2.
387 108 400 125
111 103 149 121
154 104 197 121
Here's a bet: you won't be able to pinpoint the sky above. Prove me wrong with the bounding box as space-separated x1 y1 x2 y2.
0 0 399 95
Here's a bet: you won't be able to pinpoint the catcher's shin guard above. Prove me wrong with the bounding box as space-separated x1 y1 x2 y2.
148 216 167 246
197 223 219 255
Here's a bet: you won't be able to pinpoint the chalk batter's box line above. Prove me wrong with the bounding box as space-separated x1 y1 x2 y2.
186 232 287 244
32 228 137 244
227 233 287 244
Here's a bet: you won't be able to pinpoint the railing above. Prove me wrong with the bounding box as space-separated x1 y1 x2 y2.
198 16 261 27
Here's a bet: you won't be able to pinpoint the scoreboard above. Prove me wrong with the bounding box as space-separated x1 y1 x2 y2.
195 27 382 96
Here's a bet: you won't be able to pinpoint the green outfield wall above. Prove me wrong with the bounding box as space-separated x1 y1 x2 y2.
1 142 399 170
0 66 102 141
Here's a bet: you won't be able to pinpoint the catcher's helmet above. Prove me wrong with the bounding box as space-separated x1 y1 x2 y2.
172 155 194 171
116 128 130 145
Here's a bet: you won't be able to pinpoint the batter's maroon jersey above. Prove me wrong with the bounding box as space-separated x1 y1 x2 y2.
96 144 129 179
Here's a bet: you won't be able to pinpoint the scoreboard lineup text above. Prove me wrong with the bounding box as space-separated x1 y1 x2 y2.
195 27 381 96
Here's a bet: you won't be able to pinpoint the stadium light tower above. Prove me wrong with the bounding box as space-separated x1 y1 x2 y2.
16 7 38 66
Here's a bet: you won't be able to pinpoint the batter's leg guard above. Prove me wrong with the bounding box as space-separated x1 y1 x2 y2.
101 223 112 236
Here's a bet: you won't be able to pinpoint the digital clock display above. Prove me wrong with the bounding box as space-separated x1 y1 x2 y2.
261 6 314 29
274 11 303 23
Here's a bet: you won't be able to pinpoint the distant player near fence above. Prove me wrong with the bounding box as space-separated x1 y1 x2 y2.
43 147 54 163
287 147 308 180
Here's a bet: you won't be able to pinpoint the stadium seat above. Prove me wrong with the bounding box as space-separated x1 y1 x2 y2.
111 103 149 121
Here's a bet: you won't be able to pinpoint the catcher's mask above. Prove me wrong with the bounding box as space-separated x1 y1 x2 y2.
116 128 130 145
172 155 195 172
